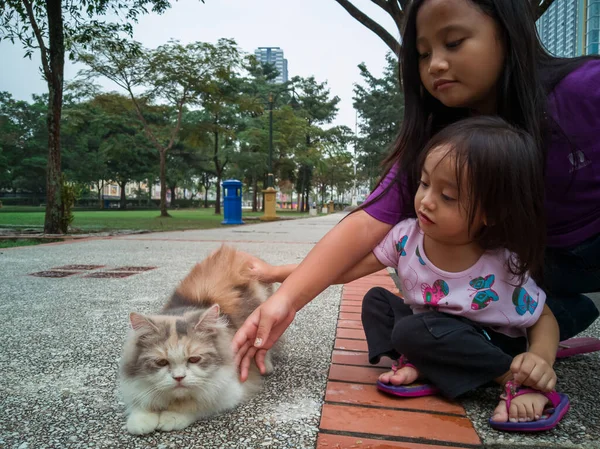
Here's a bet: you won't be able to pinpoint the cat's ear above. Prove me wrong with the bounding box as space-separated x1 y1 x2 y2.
194 304 220 330
129 312 157 331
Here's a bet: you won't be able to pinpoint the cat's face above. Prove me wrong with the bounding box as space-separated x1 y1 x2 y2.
123 305 229 396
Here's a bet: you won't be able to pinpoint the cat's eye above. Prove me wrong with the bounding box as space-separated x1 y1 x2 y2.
156 359 169 367
188 356 202 364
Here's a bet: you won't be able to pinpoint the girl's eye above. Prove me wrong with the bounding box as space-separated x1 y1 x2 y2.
419 180 429 188
446 39 464 49
188 356 202 364
418 52 430 60
156 359 169 367
442 194 456 202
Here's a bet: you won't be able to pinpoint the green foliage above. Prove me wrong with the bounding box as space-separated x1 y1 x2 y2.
353 53 404 188
0 92 48 193
59 175 80 232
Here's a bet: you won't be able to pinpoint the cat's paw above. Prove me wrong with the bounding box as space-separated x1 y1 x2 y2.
157 411 196 432
126 410 160 435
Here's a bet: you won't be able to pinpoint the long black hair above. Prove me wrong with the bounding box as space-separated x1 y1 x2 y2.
365 0 598 220
419 116 546 281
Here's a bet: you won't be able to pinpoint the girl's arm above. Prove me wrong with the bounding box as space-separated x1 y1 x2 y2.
510 304 559 392
232 209 393 380
525 304 559 365
267 252 386 285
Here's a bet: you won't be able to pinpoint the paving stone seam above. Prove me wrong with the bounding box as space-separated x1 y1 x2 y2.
317 430 482 449
323 400 468 418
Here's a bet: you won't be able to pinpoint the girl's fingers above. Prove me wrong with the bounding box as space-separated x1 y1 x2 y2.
239 346 258 382
254 348 268 375
234 340 253 369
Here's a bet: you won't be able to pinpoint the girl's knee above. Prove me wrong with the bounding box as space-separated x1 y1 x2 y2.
391 314 428 354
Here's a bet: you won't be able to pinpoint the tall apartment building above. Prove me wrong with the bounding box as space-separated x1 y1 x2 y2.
254 47 289 83
536 0 600 56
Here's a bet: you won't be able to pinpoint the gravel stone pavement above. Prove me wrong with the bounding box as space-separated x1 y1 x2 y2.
0 212 598 449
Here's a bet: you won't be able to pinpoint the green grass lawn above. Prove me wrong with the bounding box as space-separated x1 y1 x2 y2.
0 207 310 232
0 239 62 249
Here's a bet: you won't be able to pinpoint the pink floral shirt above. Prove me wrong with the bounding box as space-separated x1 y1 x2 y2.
373 219 546 338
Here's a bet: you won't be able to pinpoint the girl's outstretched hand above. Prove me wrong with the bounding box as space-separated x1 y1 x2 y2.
232 293 296 381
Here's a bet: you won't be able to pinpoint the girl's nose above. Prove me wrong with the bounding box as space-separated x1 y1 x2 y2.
428 52 449 75
421 192 436 210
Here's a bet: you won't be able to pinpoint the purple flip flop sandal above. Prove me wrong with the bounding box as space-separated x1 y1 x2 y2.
489 380 570 432
556 337 600 359
376 356 440 397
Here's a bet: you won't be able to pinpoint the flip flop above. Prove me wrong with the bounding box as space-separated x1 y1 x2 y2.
556 337 600 359
489 380 570 432
376 355 440 397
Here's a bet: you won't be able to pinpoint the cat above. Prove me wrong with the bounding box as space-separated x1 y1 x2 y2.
119 245 274 435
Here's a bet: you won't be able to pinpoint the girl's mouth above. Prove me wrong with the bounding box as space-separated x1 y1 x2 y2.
419 212 434 225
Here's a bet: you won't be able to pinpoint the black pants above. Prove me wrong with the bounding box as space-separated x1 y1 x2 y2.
544 232 600 341
361 287 527 399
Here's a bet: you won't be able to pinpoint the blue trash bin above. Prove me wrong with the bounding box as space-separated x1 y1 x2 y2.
221 179 244 225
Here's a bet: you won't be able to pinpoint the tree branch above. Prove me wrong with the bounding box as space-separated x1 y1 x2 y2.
334 0 400 55
126 87 164 154
371 0 392 15
387 0 407 30
22 0 50 80
534 0 554 20
166 92 187 152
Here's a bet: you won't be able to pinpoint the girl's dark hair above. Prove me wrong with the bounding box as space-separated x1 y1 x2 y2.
364 0 598 221
420 116 545 282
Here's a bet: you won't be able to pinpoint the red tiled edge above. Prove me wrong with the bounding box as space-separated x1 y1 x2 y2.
317 269 482 449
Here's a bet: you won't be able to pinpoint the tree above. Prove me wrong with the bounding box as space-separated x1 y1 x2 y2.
333 0 556 56
0 92 48 197
291 76 340 211
77 37 237 217
0 0 200 232
179 110 215 208
353 53 404 187
198 55 253 215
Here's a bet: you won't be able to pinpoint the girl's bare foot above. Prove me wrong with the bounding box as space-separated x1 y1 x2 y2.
379 364 419 386
490 391 549 423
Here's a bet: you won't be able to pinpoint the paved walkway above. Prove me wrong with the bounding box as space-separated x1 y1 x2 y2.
1 213 599 448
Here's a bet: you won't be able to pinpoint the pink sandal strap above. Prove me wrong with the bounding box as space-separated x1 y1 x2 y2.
391 355 416 373
502 380 562 412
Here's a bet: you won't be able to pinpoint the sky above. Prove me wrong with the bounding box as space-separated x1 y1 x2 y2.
0 0 398 131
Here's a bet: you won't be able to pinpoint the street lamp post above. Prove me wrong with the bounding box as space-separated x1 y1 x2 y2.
262 92 278 221
267 93 274 189
262 88 298 221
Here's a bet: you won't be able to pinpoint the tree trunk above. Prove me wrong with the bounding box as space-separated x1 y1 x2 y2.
213 128 222 215
252 176 258 212
97 180 104 209
119 181 127 209
159 150 170 217
170 184 177 208
203 185 209 208
43 0 65 234
146 179 152 207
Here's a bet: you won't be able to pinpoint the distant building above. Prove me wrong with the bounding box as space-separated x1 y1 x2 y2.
254 47 289 83
536 0 599 57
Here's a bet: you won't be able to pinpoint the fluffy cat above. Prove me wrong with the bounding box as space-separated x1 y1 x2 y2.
119 245 274 435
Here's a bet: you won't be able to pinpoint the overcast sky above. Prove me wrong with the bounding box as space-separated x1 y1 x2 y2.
0 0 397 130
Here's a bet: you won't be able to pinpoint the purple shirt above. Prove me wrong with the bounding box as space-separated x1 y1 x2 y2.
364 60 600 248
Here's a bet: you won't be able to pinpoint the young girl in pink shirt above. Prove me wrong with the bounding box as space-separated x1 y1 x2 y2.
246 116 569 431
